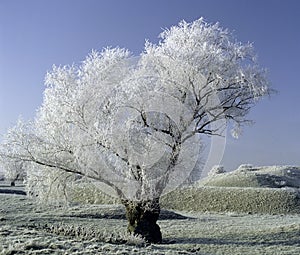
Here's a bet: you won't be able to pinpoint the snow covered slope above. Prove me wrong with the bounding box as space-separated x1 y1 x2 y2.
162 166 300 214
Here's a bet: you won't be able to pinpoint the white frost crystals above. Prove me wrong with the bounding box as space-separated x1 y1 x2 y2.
0 18 271 203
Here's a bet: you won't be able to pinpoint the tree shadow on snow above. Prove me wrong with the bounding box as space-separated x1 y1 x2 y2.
0 188 26 195
61 208 192 220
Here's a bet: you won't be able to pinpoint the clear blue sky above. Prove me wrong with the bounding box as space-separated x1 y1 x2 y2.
0 0 299 171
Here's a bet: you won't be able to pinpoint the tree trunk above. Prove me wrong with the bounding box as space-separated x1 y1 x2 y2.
122 198 162 243
10 174 20 187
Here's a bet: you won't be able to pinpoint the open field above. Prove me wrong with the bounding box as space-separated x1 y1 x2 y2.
1 188 300 254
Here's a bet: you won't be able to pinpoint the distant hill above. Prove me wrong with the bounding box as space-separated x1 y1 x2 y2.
199 165 300 189
161 165 300 214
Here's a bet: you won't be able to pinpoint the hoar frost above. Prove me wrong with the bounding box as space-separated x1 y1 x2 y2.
0 18 271 243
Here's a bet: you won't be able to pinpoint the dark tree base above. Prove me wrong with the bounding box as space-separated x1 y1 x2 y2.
123 198 162 243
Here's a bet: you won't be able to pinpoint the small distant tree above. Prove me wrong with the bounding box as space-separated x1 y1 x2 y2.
1 159 25 186
0 18 271 243
208 165 226 177
238 164 254 171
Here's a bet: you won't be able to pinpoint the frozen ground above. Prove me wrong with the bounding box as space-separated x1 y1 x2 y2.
1 187 300 254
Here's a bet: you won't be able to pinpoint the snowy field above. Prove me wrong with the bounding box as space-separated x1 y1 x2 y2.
1 184 300 254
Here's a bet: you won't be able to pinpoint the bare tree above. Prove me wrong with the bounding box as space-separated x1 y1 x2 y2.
0 18 271 243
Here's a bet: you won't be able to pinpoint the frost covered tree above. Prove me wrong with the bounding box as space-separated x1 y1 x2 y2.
0 120 27 186
1 159 24 186
0 18 271 243
208 165 226 177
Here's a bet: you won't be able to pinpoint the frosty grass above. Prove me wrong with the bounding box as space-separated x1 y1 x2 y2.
1 192 300 255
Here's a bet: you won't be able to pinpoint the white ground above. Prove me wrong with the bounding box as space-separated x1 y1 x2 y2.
1 190 300 254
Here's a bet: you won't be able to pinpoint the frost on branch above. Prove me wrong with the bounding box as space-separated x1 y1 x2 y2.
0 17 271 243
0 18 271 242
